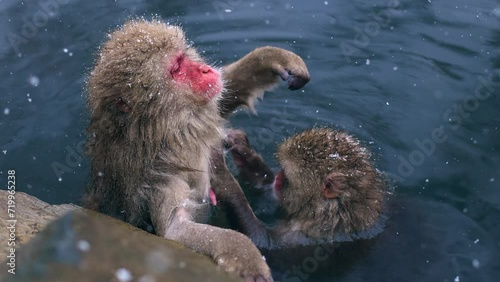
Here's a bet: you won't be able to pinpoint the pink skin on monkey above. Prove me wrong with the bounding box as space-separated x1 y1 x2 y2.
169 52 222 99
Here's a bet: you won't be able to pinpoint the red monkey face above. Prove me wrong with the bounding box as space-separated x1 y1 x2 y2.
168 51 222 100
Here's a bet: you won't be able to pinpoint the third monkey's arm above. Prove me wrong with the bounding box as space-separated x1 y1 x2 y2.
219 46 310 118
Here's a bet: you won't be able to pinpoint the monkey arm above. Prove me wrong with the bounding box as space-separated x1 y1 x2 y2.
146 180 273 281
166 215 272 280
232 144 275 189
219 46 310 118
211 148 272 249
224 129 275 189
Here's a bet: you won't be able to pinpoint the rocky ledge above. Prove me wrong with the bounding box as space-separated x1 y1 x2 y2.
0 190 240 282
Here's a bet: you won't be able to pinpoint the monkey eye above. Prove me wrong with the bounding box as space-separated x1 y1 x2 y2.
282 176 289 189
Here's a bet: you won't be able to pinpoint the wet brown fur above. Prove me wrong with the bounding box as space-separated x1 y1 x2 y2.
220 46 310 117
212 128 387 249
85 20 222 228
277 128 386 240
84 20 279 280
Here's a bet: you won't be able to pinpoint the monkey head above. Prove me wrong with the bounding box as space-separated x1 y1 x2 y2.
87 20 223 138
87 20 225 184
275 128 386 240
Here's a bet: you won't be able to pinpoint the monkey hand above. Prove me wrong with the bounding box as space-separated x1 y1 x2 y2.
214 231 273 282
210 142 273 250
219 47 310 117
210 146 245 203
264 46 311 90
224 128 249 148
224 129 275 188
224 129 254 168
245 46 310 90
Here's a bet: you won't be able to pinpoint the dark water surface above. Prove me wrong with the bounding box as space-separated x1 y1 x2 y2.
1 0 499 281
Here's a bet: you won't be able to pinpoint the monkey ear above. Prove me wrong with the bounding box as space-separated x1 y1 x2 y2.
322 172 346 199
116 98 131 113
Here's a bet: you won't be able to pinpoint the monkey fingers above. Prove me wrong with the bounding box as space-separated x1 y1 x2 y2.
224 129 250 148
223 129 274 188
275 64 310 90
228 144 273 187
258 46 310 90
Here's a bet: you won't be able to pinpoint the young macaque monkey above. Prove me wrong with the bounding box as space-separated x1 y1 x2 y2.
211 128 387 249
84 19 309 281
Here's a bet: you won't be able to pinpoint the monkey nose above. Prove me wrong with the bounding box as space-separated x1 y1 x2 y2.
199 65 213 74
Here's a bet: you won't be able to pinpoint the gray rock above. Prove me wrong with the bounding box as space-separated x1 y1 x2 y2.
0 192 241 282
0 190 79 257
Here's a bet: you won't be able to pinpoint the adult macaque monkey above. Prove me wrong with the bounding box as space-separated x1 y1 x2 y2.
211 128 387 249
84 19 309 281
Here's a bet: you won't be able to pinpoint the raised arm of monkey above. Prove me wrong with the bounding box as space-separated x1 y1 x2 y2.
84 19 309 281
219 47 310 118
211 128 387 249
